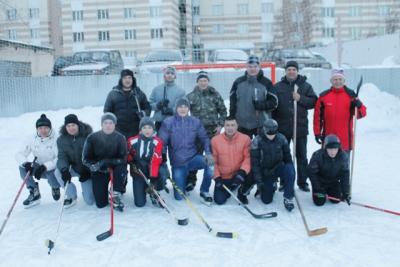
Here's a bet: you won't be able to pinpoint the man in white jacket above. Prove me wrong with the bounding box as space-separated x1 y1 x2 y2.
15 114 61 208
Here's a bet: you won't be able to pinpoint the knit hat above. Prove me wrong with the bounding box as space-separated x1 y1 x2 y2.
196 71 209 82
139 116 155 130
285 60 299 70
101 112 117 124
324 134 341 149
120 69 134 79
331 68 345 79
247 55 260 65
36 114 52 129
175 97 190 110
64 114 79 126
163 66 176 75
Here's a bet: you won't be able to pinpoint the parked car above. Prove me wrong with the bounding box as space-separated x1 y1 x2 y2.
122 56 140 74
52 56 74 76
208 49 248 64
263 48 332 69
60 49 124 76
139 50 184 73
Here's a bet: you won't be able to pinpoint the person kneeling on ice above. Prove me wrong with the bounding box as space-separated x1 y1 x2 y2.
307 134 351 206
127 117 167 207
250 119 296 211
158 97 214 204
211 116 251 205
15 114 61 208
55 114 95 208
82 113 127 211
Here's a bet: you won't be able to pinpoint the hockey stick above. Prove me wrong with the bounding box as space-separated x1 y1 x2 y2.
0 157 37 236
222 184 277 219
168 177 237 239
45 181 70 254
96 168 114 241
293 85 328 237
137 169 188 226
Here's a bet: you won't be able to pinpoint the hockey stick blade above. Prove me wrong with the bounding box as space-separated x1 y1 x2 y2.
250 210 278 219
45 239 55 255
96 230 112 241
215 231 238 239
308 227 328 237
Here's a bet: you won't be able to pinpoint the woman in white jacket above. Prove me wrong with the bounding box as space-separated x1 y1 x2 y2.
15 114 61 208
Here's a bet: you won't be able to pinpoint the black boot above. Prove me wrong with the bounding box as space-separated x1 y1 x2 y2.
23 186 41 208
52 187 61 201
185 171 197 192
237 187 248 205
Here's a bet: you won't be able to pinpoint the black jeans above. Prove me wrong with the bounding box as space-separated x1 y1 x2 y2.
284 134 308 186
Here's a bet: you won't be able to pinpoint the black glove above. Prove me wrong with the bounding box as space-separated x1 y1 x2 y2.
231 169 246 188
79 168 91 183
253 100 266 111
61 169 72 186
129 163 139 175
136 110 145 119
351 98 362 109
156 99 169 110
22 162 33 173
162 153 168 163
315 135 323 144
214 177 223 188
161 107 174 116
33 164 46 180
341 193 351 206
89 162 101 172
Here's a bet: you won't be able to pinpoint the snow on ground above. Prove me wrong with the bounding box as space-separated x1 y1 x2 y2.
0 84 399 267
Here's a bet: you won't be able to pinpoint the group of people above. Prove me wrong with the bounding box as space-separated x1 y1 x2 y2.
15 55 367 213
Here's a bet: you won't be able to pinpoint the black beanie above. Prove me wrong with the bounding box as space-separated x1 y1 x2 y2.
120 69 134 79
175 97 190 111
247 55 260 65
36 114 52 129
196 71 209 82
285 60 299 70
64 114 79 126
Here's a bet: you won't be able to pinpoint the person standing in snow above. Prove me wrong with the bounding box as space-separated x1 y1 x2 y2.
307 134 351 206
15 114 61 208
55 114 95 208
158 98 214 204
250 119 296 211
313 69 367 154
229 55 278 139
149 66 186 132
272 61 317 192
82 113 127 211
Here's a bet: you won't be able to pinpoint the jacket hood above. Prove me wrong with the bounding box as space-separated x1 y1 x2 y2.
117 75 137 89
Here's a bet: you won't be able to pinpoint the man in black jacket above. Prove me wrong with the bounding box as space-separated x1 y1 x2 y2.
104 69 151 139
250 119 296 211
273 61 317 192
82 113 127 211
229 55 278 139
307 134 351 206
55 114 94 208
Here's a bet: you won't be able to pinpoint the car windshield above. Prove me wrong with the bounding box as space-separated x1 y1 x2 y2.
215 50 247 61
144 51 182 63
73 52 110 64
281 49 314 59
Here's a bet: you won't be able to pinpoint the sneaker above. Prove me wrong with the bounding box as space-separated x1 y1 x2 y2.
52 188 61 201
237 188 248 205
200 192 213 206
298 183 310 192
284 197 295 212
112 191 124 212
23 186 41 208
63 198 77 209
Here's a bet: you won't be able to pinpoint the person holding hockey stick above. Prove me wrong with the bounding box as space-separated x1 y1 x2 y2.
307 134 351 206
127 117 167 207
15 114 61 208
82 113 127 211
55 114 95 208
211 116 251 205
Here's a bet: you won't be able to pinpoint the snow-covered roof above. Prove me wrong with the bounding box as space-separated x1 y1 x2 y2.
0 39 54 53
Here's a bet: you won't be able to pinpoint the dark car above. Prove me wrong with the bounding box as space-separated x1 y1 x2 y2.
60 49 124 76
263 49 332 69
52 56 74 76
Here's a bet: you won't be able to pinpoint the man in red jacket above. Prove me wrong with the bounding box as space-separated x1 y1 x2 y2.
313 69 367 153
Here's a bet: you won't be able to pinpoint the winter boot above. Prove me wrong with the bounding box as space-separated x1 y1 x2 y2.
63 198 77 209
237 187 248 205
112 191 124 212
284 197 295 212
185 171 197 192
52 187 61 201
23 186 41 208
200 192 213 206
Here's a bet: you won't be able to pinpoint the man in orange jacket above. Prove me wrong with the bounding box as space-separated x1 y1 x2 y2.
211 116 251 205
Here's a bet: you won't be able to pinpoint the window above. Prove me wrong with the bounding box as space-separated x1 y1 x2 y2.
237 24 249 34
378 6 390 16
151 28 163 39
98 31 110 41
150 6 161 17
7 9 17 21
97 9 109 20
124 8 135 18
237 4 249 15
262 3 273 14
72 10 83 21
192 6 200 15
349 6 361 17
73 32 84 42
212 4 223 16
30 28 40 38
262 23 272 33
321 7 335 17
350 27 361 39
125 29 136 40
29 8 39 19
125 50 137 57
193 25 201 34
8 29 17 40
212 24 224 34
322 27 335 38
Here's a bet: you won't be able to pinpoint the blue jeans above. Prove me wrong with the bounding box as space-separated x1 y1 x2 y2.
261 163 295 204
171 155 212 200
19 166 60 190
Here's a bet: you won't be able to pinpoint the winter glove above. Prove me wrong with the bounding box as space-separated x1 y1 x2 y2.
79 168 91 183
253 100 266 111
89 162 101 172
341 193 351 206
33 164 47 180
130 163 139 175
204 154 214 166
161 107 174 116
214 177 223 188
22 161 33 173
315 135 323 145
136 110 146 120
162 153 168 163
231 169 246 189
156 99 169 110
61 169 72 186
351 98 362 109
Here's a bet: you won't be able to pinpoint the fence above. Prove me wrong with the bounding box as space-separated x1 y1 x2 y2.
0 67 399 117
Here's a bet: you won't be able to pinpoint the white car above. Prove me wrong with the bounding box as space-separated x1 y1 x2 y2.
139 50 184 73
208 49 248 64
